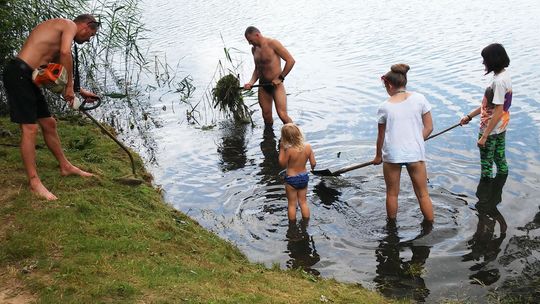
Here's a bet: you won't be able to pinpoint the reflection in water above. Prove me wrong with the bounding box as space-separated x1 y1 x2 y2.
496 198 540 302
258 126 281 185
374 221 432 302
217 121 249 172
462 174 508 286
285 218 320 276
142 1 540 301
257 125 287 216
313 180 342 206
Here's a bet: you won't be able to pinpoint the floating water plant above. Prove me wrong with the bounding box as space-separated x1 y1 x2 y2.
212 73 252 124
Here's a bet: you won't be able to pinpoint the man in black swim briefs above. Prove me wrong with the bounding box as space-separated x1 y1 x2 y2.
2 14 100 200
243 26 295 126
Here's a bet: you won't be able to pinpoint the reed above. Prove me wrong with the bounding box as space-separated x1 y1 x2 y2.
212 73 252 124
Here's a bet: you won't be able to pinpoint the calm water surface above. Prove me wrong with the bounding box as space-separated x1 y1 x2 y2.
136 0 540 302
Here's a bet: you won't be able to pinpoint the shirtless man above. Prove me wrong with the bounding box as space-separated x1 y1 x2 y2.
243 26 295 126
2 14 100 200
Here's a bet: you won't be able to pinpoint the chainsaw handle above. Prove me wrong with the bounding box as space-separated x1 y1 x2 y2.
79 96 102 111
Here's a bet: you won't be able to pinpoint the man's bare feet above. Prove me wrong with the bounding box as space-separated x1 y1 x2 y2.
60 164 94 177
30 178 58 201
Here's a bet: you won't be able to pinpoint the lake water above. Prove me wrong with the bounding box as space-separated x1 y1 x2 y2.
133 0 540 302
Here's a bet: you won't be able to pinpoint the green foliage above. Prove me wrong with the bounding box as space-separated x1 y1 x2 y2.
0 0 149 114
0 0 82 114
212 73 252 124
0 0 86 67
67 135 95 150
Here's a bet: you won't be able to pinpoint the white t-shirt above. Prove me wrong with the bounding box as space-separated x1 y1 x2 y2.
480 69 512 135
377 92 432 163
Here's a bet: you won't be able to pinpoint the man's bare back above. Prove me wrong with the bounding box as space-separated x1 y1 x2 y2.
18 19 76 70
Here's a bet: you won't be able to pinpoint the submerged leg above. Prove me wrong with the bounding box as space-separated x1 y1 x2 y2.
297 187 310 220
258 88 274 125
493 132 508 176
273 84 292 124
383 163 402 220
407 161 434 222
479 133 496 179
285 184 299 221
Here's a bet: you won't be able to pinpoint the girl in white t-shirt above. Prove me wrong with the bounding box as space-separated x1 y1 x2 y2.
373 64 434 223
460 43 511 179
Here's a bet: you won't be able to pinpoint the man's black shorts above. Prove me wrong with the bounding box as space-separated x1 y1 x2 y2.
3 58 51 124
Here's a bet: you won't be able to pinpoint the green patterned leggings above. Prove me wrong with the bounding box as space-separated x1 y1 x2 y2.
479 131 508 178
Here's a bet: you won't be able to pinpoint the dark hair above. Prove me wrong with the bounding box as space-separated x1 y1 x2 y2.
245 26 260 36
382 63 410 87
73 14 100 30
481 43 510 74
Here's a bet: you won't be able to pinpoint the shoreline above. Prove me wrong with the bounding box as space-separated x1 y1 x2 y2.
0 116 400 303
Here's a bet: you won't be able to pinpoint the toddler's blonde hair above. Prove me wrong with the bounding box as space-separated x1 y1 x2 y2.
281 123 305 150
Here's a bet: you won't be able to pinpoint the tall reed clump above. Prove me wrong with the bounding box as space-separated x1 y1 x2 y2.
0 0 195 160
204 47 254 125
212 73 251 124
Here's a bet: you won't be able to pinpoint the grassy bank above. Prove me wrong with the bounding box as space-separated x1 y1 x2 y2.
0 116 401 303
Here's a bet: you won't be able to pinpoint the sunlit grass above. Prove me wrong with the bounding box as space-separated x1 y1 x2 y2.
0 116 403 303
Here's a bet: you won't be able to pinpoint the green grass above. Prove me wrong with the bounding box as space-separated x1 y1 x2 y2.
0 116 404 303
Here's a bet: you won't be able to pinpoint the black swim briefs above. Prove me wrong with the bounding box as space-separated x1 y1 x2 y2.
3 58 51 124
259 82 275 95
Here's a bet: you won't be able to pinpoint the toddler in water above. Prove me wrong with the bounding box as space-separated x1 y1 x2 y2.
278 123 316 221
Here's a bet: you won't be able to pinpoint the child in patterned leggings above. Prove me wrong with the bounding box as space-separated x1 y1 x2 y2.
478 132 508 178
461 43 511 179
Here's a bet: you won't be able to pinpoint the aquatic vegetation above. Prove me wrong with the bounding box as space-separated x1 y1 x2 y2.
212 73 252 124
187 41 255 128
405 262 426 277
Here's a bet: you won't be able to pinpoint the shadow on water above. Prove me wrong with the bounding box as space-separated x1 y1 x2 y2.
285 218 321 276
374 220 433 302
313 180 342 206
462 174 508 286
495 189 540 302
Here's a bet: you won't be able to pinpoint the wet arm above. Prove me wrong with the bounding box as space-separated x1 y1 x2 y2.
308 144 316 170
422 111 433 139
272 40 295 79
373 123 385 164
247 47 259 85
248 68 259 85
278 143 288 168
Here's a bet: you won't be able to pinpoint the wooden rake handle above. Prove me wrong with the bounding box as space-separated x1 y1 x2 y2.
426 122 462 140
331 161 375 176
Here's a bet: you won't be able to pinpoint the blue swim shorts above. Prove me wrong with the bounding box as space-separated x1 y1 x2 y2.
285 172 309 189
